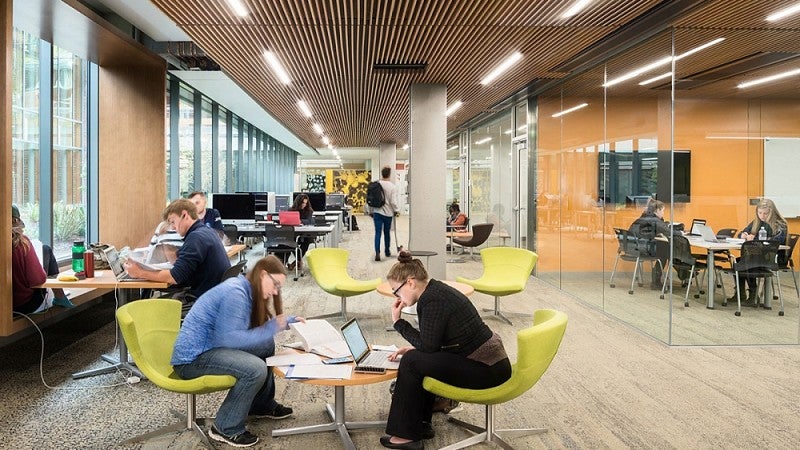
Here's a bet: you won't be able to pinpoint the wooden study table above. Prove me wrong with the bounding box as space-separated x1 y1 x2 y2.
225 243 247 261
272 355 396 450
40 270 168 379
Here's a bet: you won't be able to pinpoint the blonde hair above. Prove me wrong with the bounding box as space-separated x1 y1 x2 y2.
753 198 787 242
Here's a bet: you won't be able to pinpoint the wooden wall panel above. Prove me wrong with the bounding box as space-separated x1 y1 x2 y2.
1 0 13 336
99 64 166 250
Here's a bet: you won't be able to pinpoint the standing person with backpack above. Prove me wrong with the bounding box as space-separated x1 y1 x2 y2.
368 166 400 262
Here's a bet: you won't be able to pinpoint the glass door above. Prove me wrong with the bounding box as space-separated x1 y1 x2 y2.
513 137 528 248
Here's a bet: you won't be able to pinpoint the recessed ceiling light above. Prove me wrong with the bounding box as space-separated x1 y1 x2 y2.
402 144 409 150
297 100 312 118
480 52 523 85
638 72 672 86
264 51 291 85
313 123 324 134
562 0 593 19
738 67 800 88
475 137 492 145
224 0 249 17
445 101 463 116
604 38 723 87
767 3 800 21
322 136 330 146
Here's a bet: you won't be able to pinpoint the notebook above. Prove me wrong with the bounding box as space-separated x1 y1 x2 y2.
340 318 400 370
695 224 725 243
278 211 302 226
102 246 146 281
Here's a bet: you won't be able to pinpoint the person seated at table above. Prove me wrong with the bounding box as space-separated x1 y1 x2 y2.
188 191 225 240
445 202 468 232
381 251 511 449
287 193 315 270
11 205 73 312
728 198 788 305
172 255 304 447
11 226 74 314
629 199 683 290
125 199 230 302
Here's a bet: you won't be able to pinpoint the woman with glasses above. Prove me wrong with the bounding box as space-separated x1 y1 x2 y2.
171 255 304 448
380 250 511 450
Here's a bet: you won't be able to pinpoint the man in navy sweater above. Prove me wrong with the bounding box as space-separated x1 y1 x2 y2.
125 198 230 299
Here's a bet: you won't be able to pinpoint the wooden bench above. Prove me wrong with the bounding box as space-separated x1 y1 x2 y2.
1 287 113 345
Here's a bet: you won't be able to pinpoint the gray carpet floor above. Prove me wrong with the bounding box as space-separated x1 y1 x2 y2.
2 215 800 449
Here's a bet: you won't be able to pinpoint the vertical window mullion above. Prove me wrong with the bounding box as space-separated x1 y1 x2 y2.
39 40 53 245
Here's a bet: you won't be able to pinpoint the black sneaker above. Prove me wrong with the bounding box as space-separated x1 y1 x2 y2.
208 425 259 447
252 403 293 420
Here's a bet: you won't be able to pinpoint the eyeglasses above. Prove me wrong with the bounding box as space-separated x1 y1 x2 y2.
392 278 410 297
266 272 283 293
168 213 184 228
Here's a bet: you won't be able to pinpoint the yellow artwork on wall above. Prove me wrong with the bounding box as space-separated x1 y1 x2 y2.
326 169 372 213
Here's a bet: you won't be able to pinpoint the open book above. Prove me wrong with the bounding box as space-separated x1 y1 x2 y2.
288 319 350 358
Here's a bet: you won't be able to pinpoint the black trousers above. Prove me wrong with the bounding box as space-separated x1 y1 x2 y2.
385 350 511 441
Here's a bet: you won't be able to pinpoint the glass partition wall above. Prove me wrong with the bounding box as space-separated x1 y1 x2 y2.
535 27 800 345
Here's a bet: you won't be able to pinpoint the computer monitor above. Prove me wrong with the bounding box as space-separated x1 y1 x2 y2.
212 193 256 221
326 193 346 208
274 194 291 212
294 191 326 211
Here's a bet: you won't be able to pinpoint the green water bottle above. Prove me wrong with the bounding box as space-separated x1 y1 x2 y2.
72 241 86 273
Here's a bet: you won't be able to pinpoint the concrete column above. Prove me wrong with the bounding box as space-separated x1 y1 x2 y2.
379 141 396 176
408 84 447 280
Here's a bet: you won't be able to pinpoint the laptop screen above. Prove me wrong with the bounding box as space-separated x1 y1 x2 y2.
103 247 125 277
340 318 370 362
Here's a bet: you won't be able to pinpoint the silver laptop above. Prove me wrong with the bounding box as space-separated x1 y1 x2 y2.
695 224 724 243
340 318 400 370
102 246 145 281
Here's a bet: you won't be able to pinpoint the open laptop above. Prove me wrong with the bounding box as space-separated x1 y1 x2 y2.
102 246 146 281
278 211 302 226
694 224 725 243
340 318 400 370
688 219 706 236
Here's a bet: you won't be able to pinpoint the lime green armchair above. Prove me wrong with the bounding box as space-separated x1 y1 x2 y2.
305 248 382 320
456 247 538 325
116 299 236 448
423 309 567 449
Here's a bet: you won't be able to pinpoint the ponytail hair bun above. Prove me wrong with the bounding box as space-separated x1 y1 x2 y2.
397 250 413 264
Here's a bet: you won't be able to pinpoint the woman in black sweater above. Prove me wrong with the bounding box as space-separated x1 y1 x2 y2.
381 251 511 449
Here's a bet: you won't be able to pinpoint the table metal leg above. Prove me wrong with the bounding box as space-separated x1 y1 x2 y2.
706 249 715 309
72 288 143 380
272 385 386 449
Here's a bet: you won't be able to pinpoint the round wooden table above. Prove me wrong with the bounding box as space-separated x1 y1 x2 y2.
272 356 397 450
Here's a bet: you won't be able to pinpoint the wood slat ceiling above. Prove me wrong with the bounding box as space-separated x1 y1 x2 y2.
148 0 800 150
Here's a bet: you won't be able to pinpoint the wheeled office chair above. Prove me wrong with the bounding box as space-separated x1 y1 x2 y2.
116 299 236 448
305 248 381 320
263 223 301 281
423 309 568 450
456 247 537 325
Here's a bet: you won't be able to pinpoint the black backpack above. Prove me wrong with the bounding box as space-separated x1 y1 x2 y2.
366 181 386 208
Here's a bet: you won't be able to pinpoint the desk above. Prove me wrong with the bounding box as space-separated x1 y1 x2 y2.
236 224 336 247
272 357 396 450
40 270 168 379
225 244 247 262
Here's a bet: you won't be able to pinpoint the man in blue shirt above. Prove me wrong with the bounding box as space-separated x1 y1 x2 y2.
189 191 225 239
125 198 230 299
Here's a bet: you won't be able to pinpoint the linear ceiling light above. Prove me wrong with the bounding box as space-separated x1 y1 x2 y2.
297 100 313 118
224 0 249 17
738 67 800 88
562 0 593 18
639 72 672 86
264 51 291 84
551 102 588 118
604 38 724 87
402 144 409 150
312 123 324 134
445 101 463 116
480 52 523 85
475 137 492 145
767 3 800 21
322 136 330 146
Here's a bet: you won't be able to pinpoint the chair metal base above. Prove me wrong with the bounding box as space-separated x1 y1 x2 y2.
442 404 547 450
481 296 529 325
121 394 215 449
308 296 349 321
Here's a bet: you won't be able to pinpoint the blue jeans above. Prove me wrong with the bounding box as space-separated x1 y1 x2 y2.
373 213 393 255
174 343 277 436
